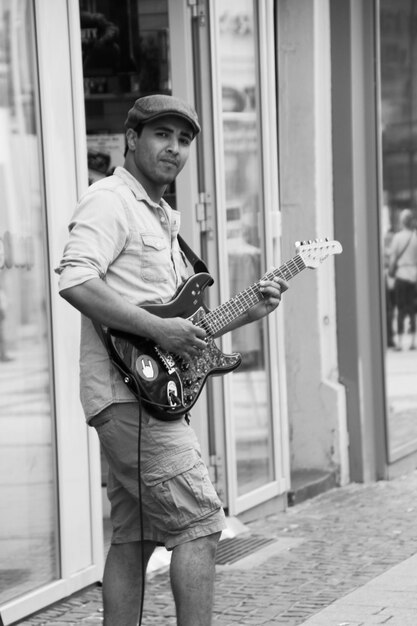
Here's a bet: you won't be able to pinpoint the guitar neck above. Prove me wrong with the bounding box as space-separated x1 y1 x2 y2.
201 254 307 337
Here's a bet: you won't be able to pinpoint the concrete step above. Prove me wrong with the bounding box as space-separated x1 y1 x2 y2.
288 468 337 506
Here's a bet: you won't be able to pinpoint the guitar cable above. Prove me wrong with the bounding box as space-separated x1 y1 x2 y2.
134 381 146 626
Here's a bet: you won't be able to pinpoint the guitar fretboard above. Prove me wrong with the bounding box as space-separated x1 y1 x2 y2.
198 254 306 337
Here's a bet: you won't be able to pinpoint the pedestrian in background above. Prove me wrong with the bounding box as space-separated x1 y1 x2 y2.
388 208 417 350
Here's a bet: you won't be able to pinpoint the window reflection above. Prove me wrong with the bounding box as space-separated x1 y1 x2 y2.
0 0 58 603
380 0 417 459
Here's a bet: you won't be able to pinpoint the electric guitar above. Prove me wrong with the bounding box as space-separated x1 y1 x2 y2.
104 239 342 420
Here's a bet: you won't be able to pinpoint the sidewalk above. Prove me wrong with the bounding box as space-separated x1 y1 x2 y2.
14 469 417 626
301 554 417 625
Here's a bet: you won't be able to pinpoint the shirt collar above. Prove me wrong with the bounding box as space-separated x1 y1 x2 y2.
113 166 171 213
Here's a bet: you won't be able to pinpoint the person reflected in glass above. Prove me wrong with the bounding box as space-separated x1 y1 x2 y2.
388 208 417 351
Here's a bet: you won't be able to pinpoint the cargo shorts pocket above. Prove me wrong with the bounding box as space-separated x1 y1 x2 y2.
141 447 222 532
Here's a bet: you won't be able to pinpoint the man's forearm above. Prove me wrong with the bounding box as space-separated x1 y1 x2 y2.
60 277 164 341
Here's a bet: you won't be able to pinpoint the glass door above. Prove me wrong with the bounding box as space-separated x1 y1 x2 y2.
0 0 59 604
215 0 271 498
204 0 286 512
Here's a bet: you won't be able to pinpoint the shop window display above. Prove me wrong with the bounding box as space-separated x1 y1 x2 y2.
79 0 173 205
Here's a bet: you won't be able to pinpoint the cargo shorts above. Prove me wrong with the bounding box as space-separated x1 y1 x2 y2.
90 402 226 550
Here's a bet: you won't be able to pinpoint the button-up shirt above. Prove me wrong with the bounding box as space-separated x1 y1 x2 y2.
55 167 189 420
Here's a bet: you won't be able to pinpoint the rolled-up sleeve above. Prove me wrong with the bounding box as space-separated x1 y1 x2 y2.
55 188 129 292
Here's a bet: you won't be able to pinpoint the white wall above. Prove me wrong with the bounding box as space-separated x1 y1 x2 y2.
276 0 348 484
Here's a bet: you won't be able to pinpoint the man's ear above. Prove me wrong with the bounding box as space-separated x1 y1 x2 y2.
126 128 137 152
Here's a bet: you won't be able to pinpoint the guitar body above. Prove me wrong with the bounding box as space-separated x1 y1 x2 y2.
105 273 242 420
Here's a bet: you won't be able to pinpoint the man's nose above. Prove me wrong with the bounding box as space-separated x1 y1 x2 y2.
166 138 179 154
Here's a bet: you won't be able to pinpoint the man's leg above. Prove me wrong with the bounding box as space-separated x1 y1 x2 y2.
102 540 156 626
170 532 221 626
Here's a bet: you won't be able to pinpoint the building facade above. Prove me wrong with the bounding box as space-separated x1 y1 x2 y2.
1 0 416 623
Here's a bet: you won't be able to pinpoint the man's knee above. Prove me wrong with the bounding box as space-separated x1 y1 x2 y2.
107 540 156 569
175 532 221 559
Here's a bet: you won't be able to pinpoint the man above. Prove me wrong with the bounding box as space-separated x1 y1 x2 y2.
56 94 287 626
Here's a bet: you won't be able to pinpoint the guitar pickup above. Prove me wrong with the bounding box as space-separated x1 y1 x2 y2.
154 346 176 374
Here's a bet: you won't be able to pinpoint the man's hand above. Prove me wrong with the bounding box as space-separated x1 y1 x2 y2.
156 317 207 358
246 276 288 323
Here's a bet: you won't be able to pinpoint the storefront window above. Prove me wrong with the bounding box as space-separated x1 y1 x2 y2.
379 0 417 460
216 0 274 496
0 0 59 603
79 0 174 201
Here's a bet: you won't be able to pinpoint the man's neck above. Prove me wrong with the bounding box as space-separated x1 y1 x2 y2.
123 160 165 204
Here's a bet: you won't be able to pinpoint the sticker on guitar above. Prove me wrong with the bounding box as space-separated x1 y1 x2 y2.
104 238 342 420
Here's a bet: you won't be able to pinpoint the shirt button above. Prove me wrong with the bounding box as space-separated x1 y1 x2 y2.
160 216 166 223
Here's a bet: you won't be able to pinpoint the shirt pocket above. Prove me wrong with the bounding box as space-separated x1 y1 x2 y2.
140 233 171 283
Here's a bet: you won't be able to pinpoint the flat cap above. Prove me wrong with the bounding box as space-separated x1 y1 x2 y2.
125 94 201 137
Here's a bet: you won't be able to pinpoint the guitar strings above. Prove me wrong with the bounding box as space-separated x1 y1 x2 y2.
151 256 307 379
194 255 306 336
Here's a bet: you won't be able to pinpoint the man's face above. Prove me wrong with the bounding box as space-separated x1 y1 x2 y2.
127 115 194 191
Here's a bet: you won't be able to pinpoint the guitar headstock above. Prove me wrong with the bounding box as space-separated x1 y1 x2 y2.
296 238 343 268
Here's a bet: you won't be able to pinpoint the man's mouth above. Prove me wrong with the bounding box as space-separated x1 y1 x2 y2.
161 159 178 167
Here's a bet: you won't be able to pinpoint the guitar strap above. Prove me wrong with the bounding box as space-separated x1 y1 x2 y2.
177 235 209 274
